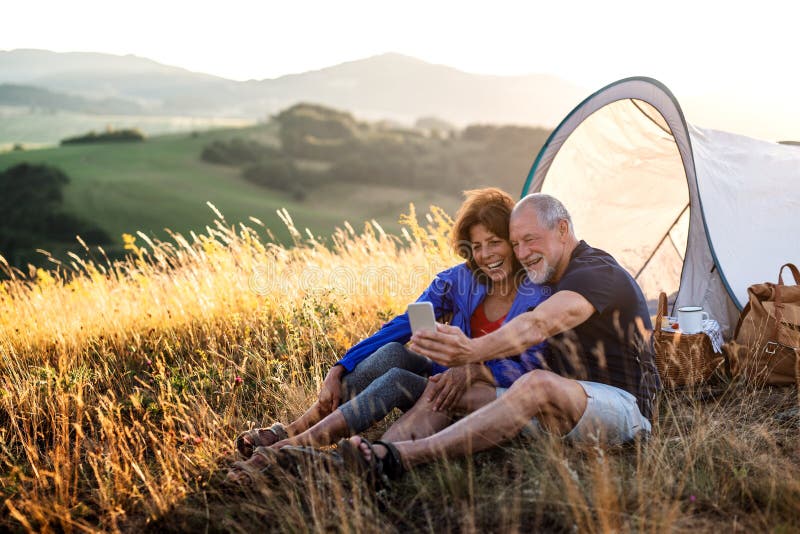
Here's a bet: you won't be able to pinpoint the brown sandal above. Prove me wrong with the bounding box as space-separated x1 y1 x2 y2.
337 437 405 489
225 446 282 486
235 422 289 458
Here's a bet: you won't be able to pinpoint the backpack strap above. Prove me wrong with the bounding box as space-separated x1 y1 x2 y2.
769 264 799 344
796 348 800 395
778 263 800 286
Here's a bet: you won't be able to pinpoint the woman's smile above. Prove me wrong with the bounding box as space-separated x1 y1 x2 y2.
470 223 513 283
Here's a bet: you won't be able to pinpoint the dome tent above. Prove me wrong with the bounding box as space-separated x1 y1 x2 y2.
521 77 800 338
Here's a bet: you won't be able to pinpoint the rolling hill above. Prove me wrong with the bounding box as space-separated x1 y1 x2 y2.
0 122 465 259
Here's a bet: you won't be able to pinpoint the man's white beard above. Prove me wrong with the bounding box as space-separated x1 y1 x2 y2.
528 260 556 284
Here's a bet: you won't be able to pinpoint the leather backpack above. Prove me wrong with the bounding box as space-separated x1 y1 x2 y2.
725 263 800 386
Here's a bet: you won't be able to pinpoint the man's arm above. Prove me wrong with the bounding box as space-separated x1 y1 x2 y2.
409 290 595 367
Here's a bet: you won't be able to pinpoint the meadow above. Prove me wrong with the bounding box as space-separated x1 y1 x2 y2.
0 205 798 533
0 119 463 254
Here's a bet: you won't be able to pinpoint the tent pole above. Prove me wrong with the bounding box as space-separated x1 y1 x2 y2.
634 203 690 280
668 233 683 259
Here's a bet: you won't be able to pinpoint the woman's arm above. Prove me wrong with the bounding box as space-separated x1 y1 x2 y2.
334 268 458 372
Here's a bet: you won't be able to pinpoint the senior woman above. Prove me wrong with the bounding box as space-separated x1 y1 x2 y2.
228 188 550 484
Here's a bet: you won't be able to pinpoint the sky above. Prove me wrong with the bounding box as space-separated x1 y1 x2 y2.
2 0 799 137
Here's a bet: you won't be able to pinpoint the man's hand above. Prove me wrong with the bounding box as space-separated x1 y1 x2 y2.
409 323 477 367
411 292 596 366
317 364 345 413
427 364 485 412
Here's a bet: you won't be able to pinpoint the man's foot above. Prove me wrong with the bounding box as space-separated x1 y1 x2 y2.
340 436 406 487
350 435 389 463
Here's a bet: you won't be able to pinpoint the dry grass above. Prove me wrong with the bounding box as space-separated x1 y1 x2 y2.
0 205 798 533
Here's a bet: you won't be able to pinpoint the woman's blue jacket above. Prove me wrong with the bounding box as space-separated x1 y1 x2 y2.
335 264 551 388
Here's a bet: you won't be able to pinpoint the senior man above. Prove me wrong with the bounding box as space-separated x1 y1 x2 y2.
345 193 661 476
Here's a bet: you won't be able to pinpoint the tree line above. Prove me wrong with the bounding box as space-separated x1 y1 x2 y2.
0 163 110 269
200 103 551 200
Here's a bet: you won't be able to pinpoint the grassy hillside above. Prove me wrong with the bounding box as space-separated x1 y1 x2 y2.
0 211 796 532
0 122 463 255
0 103 549 270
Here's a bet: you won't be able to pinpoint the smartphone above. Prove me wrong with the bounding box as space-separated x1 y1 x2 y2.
407 302 437 334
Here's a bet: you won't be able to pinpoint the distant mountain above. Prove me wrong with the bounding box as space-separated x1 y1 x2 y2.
0 49 193 81
0 49 585 126
246 53 586 126
0 49 241 114
3 49 796 140
0 83 143 114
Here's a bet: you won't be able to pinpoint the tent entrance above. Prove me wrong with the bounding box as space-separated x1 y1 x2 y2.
534 97 691 310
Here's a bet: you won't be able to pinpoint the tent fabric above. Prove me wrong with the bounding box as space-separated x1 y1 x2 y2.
521 77 800 338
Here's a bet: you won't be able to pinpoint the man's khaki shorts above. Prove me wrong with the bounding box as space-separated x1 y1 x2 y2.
496 381 651 445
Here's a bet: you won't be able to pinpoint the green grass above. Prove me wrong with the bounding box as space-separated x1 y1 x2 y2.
0 122 463 250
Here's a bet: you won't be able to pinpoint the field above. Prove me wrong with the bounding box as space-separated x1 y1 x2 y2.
0 208 798 533
0 120 463 251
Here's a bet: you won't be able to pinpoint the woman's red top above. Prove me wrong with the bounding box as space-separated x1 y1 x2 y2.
470 301 507 338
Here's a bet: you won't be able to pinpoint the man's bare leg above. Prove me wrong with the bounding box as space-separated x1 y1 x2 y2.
382 381 498 442
354 370 588 468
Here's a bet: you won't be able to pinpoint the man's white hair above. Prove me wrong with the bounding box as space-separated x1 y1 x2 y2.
513 193 574 234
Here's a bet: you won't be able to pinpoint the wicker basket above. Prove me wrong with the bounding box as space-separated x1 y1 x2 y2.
653 292 723 387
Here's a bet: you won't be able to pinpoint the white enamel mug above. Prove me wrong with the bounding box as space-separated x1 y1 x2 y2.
677 306 709 334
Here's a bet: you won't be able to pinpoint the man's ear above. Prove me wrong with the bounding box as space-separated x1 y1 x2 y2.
559 219 569 239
